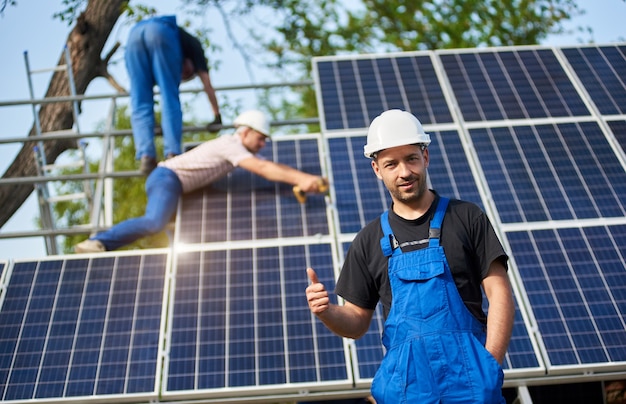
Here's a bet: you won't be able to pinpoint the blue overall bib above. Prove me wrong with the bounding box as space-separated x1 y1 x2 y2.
370 197 504 403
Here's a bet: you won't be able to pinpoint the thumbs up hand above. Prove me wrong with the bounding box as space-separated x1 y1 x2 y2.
305 268 330 315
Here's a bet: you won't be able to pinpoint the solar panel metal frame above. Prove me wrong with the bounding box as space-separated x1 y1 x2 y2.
507 223 626 376
0 251 171 404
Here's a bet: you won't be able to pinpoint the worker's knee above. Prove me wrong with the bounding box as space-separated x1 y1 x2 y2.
142 219 167 235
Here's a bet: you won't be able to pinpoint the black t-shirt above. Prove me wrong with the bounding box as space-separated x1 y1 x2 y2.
178 27 209 73
335 192 508 324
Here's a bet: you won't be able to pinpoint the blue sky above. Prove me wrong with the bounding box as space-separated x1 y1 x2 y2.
0 0 625 260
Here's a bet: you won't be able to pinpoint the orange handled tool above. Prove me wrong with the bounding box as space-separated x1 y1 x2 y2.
293 178 329 204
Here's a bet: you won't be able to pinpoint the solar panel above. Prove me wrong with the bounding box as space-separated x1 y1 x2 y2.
315 54 452 132
608 120 626 153
0 253 168 402
442 49 590 120
507 225 626 370
176 135 328 245
162 243 352 401
471 122 626 223
164 134 354 400
562 45 626 115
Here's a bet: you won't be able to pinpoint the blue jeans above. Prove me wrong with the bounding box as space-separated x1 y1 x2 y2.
93 167 182 250
125 15 183 159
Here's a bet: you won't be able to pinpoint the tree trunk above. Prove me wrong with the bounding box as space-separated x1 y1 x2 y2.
0 0 127 228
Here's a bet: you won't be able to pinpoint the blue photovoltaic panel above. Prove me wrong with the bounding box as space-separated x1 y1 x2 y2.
0 254 167 402
608 120 626 153
507 225 626 368
471 122 626 224
164 244 351 399
503 301 543 373
315 54 452 132
327 130 483 234
176 136 328 245
326 135 389 234
562 45 626 115
426 130 483 208
440 49 589 121
351 304 385 383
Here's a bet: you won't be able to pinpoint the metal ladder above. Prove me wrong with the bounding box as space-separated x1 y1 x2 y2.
25 45 93 255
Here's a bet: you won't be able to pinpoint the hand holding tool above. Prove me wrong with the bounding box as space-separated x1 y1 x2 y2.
293 177 329 204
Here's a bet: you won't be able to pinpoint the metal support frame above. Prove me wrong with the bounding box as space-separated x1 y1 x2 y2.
24 46 93 255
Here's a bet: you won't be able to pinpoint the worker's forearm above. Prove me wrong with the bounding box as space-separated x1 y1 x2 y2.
198 71 220 116
485 294 515 364
260 161 313 185
205 87 219 116
315 304 369 340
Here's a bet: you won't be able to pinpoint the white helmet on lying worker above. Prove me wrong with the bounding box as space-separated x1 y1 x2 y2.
234 110 271 138
363 109 431 158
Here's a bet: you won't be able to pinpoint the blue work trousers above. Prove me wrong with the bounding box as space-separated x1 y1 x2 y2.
93 167 182 250
125 15 183 159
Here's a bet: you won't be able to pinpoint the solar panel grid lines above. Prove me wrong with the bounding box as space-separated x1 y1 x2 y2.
313 51 452 132
169 133 347 401
175 135 329 247
506 225 626 371
0 260 8 312
558 45 626 179
162 243 353 401
561 45 626 116
437 46 626 374
524 48 589 118
608 120 626 155
437 47 592 122
176 135 329 245
324 134 381 233
501 300 544 376
471 121 626 225
312 57 346 131
349 304 385 385
0 253 168 403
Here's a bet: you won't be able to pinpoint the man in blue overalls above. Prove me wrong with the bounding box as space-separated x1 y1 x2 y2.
306 109 515 403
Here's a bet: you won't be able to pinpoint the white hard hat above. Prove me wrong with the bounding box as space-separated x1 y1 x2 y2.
363 109 431 158
234 110 271 137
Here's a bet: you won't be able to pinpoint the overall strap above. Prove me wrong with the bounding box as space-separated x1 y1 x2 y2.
428 197 449 247
379 210 399 257
380 197 450 255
